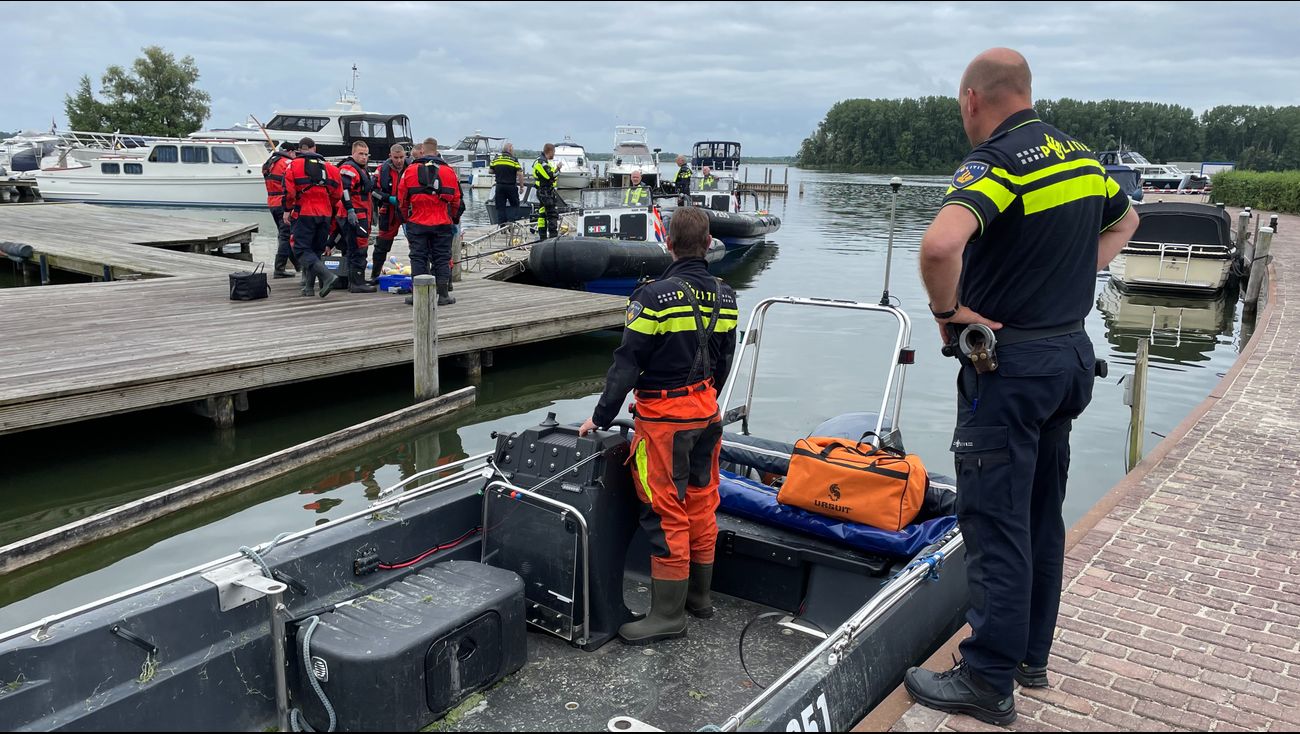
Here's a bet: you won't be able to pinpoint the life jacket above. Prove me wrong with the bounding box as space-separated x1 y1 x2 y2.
261 152 289 189
293 154 329 191
623 185 649 206
376 160 405 196
411 158 457 198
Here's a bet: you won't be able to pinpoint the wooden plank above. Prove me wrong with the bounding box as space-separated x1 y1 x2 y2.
0 387 478 574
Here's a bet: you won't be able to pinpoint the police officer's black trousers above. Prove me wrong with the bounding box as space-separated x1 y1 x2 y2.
951 331 1095 695
270 207 297 272
408 224 455 280
495 185 520 219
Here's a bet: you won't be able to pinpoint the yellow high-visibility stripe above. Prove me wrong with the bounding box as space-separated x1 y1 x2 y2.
653 317 739 335
992 158 1103 186
1021 173 1108 215
1106 177 1121 197
966 177 1016 213
635 439 651 502
626 317 658 335
639 304 739 319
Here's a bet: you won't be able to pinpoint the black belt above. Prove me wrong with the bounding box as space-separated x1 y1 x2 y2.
992 321 1085 347
635 381 712 400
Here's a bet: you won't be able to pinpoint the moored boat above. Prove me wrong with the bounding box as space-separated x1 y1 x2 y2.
1110 201 1236 294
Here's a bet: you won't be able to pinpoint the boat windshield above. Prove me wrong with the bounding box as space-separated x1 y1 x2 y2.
694 175 734 192
1120 151 1151 165
581 187 653 209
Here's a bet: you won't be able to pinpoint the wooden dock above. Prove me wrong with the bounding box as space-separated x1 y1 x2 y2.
0 203 256 277
0 179 41 203
0 205 626 435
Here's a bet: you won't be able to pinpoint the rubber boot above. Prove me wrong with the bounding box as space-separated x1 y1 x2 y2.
311 260 338 298
370 253 386 285
348 260 376 293
299 265 314 297
619 578 688 645
685 563 715 619
273 254 293 279
436 278 455 306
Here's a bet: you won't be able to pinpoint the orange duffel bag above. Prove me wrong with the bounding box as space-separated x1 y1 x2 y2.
778 434 928 532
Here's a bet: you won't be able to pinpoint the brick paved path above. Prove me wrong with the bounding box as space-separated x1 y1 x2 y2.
892 210 1300 732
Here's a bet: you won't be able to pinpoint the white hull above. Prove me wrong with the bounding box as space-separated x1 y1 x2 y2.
470 168 496 189
1110 250 1232 293
556 170 593 190
35 169 266 209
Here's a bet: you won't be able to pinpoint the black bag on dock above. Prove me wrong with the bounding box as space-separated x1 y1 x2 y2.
229 262 269 301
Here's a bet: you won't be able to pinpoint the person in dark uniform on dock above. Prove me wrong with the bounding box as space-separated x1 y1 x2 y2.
336 140 377 293
490 142 524 220
533 143 562 240
370 143 408 285
284 137 344 297
904 48 1140 726
262 141 298 278
674 155 692 197
579 205 739 645
398 137 461 306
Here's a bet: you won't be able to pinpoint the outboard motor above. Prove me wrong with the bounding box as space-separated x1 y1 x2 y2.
483 412 640 651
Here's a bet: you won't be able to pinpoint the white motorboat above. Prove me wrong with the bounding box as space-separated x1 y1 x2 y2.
553 139 593 190
606 126 659 187
1110 201 1236 294
1097 149 1207 190
34 139 271 209
439 133 506 187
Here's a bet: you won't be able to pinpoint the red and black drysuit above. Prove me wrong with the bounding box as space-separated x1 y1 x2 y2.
592 257 739 581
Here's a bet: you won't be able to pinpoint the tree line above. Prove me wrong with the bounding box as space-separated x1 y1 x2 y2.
797 97 1300 173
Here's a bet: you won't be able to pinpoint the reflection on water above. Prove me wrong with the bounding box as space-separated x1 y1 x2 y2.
0 167 1249 630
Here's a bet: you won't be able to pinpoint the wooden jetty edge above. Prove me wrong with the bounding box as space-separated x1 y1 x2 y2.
0 206 626 435
0 387 476 575
867 208 1300 732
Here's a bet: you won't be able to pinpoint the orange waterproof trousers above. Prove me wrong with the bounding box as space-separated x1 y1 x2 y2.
629 380 724 581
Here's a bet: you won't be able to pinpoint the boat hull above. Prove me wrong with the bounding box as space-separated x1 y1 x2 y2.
556 170 593 190
33 170 266 209
528 235 726 294
1110 250 1233 294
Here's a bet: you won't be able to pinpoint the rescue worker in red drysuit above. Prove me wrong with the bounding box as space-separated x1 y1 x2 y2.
284 137 343 297
335 140 377 292
262 140 299 277
370 143 409 285
579 206 738 645
397 136 462 306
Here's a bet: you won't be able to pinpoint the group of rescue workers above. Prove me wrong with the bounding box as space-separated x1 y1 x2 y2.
261 136 463 306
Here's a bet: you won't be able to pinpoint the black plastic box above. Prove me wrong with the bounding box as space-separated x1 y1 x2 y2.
292 561 526 731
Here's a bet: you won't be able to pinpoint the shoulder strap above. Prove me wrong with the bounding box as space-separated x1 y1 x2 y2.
668 276 720 384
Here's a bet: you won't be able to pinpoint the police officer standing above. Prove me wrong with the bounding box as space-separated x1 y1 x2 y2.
490 142 524 220
579 206 739 645
370 143 408 285
673 154 692 197
284 137 344 297
262 141 298 278
397 137 462 306
905 48 1139 726
533 143 563 240
337 140 377 293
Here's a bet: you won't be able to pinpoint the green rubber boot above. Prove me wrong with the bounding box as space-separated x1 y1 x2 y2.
686 563 715 619
312 261 338 298
619 578 688 645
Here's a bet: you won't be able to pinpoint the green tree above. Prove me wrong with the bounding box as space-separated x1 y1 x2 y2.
62 46 211 136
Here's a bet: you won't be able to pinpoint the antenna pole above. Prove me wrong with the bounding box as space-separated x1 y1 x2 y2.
880 176 903 306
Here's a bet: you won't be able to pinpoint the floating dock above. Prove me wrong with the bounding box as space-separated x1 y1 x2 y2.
877 207 1300 732
0 207 625 435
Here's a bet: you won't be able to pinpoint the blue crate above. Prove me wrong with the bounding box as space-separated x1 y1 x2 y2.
378 274 413 293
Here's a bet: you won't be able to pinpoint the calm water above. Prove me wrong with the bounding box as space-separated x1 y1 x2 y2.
0 167 1247 629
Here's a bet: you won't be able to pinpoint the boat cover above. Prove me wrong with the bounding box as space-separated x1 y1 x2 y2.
1134 201 1232 246
719 469 957 557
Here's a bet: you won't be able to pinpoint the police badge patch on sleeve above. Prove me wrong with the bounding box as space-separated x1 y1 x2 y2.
951 161 990 189
626 302 644 323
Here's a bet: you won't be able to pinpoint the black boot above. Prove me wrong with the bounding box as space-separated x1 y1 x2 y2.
904 659 1016 726
311 261 338 298
299 266 314 297
349 262 376 293
686 563 714 619
619 578 688 645
436 278 455 306
370 254 386 285
1014 662 1049 688
273 255 294 278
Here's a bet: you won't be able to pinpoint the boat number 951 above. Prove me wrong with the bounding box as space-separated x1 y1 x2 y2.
785 692 832 732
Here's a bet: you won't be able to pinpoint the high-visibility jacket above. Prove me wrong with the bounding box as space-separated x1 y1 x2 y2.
490 153 522 186
533 156 558 191
675 164 692 195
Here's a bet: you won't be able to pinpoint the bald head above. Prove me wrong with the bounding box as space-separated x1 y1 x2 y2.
960 48 1032 107
958 48 1034 147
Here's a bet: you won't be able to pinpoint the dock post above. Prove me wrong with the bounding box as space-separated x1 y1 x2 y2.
1236 210 1251 250
1245 227 1274 310
38 254 50 285
205 395 236 430
799 181 805 196
413 274 439 400
462 352 483 383
101 265 113 282
1270 214 1279 234
1126 338 1149 472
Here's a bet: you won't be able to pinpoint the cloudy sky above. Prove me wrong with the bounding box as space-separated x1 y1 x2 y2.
8 1 1300 155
